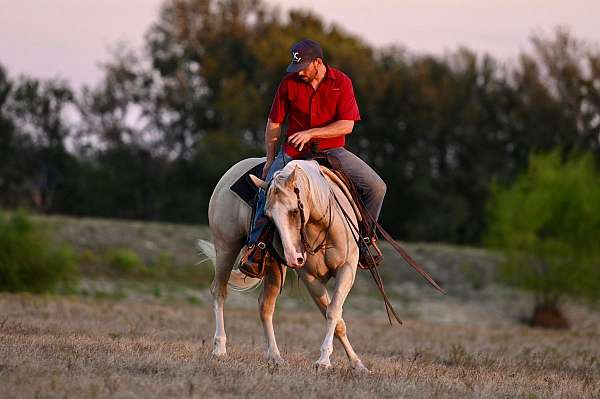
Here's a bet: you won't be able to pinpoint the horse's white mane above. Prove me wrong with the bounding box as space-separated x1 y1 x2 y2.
272 160 330 210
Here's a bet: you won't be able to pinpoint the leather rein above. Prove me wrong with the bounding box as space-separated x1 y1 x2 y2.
293 186 332 256
278 167 443 326
292 171 444 326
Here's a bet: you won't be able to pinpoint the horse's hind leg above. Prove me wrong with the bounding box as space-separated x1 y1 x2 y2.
299 268 368 372
259 259 287 365
210 241 242 357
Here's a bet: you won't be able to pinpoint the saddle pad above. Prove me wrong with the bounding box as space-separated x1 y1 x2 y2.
230 161 266 207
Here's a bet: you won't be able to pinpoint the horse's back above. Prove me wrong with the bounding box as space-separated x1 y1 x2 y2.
213 157 265 192
209 157 265 242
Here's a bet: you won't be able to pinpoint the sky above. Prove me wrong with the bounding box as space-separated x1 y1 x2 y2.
1 0 599 89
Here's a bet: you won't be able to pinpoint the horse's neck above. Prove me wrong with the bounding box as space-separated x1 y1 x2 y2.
301 168 355 239
297 166 329 222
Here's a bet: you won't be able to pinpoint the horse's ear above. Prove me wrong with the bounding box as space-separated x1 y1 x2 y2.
286 166 298 187
249 174 267 190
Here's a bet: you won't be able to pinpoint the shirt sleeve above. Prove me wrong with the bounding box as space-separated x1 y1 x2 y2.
268 79 289 123
336 76 361 121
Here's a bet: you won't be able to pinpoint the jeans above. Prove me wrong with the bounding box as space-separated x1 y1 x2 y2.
247 150 292 244
246 147 386 245
323 147 387 224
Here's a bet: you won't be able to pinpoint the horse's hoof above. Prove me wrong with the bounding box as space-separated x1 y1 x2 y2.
267 354 285 366
314 360 332 372
211 348 227 358
351 361 372 374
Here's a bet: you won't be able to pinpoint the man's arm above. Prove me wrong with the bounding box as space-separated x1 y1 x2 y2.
262 118 282 178
265 118 282 161
287 120 354 151
310 120 354 139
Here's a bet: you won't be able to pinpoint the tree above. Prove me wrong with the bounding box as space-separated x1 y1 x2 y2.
6 76 77 212
485 150 600 328
0 64 21 206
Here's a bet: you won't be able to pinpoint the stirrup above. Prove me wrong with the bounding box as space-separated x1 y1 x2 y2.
358 236 383 269
364 236 383 258
239 243 268 279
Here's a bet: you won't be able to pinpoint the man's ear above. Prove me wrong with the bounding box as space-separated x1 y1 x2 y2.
249 174 267 190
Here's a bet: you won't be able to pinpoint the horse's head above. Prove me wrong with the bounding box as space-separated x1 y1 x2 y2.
250 165 308 268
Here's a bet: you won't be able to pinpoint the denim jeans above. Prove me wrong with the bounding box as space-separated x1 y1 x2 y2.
247 150 292 244
322 147 387 224
246 147 386 245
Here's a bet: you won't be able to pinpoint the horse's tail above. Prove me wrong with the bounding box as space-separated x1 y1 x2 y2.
197 239 262 292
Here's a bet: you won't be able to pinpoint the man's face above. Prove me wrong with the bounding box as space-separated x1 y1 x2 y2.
297 59 319 83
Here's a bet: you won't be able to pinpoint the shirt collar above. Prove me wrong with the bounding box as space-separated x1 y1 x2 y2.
325 64 337 80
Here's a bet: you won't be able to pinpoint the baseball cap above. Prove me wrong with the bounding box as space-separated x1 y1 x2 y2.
286 39 324 73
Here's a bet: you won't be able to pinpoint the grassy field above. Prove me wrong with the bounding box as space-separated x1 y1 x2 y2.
1 291 599 399
2 214 600 398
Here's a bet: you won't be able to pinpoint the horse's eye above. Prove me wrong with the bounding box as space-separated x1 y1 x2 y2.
290 209 299 216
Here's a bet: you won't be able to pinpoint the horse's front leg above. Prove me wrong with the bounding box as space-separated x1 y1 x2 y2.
316 263 356 369
259 258 287 365
299 269 368 372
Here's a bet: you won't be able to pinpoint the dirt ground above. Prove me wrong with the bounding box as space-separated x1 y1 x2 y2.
2 291 599 399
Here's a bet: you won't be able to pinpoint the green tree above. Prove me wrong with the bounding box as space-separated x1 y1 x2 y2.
486 150 600 327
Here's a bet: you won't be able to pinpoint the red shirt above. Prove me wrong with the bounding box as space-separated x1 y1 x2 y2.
268 66 361 158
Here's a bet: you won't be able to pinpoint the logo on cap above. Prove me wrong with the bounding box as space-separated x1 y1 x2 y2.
292 52 301 63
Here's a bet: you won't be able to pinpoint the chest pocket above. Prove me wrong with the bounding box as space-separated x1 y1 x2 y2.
321 90 341 119
289 92 310 115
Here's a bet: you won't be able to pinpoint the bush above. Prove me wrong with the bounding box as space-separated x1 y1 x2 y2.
485 150 600 316
0 211 78 293
105 248 146 276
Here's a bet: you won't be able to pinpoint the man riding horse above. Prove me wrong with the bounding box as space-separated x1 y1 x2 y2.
241 39 387 273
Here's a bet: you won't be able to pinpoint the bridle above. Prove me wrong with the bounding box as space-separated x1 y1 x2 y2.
293 186 333 256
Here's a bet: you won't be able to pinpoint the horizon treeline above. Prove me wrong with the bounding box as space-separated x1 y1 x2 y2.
1 0 599 244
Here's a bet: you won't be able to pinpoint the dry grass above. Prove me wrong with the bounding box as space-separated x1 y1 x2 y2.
1 292 599 399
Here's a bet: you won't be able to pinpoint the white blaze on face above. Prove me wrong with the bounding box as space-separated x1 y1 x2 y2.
266 168 306 268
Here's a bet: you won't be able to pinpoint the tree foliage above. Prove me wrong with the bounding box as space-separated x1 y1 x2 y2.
1 0 600 244
486 150 600 305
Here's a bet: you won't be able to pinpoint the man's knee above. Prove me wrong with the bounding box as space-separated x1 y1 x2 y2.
368 175 386 201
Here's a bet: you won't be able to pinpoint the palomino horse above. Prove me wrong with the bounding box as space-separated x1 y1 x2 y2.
199 157 369 371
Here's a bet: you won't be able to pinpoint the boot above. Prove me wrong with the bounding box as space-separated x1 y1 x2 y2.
358 235 383 269
239 242 269 278
239 223 274 278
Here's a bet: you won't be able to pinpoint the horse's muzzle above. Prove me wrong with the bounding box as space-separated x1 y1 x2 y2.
287 252 305 269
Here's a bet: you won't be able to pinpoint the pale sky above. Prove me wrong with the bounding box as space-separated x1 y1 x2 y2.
1 0 599 88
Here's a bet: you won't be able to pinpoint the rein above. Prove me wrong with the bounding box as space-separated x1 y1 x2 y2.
293 178 403 325
283 162 443 327
328 187 404 325
293 186 332 256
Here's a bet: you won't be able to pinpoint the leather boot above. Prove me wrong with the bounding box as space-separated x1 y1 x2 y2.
358 236 383 269
239 242 269 278
239 223 275 278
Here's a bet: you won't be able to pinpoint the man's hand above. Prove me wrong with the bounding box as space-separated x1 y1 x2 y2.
287 129 314 152
262 158 273 179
